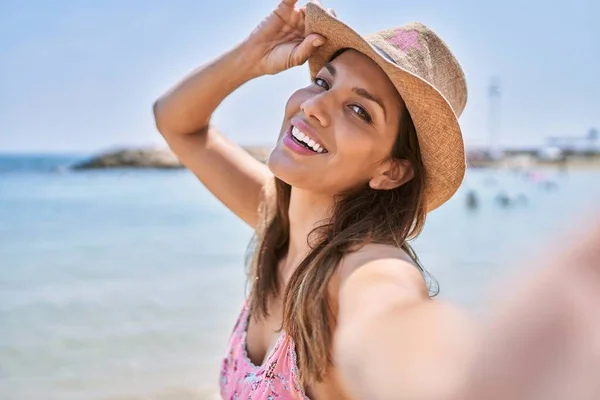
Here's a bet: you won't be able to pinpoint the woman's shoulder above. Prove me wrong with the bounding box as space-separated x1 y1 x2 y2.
336 243 427 296
340 242 416 270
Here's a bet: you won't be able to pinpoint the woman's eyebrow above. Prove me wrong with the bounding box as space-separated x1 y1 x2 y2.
352 87 387 120
325 63 336 76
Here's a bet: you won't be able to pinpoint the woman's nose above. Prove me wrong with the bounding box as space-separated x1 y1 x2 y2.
300 94 331 127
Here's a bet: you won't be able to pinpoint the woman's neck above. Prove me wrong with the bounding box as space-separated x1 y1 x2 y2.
285 187 333 269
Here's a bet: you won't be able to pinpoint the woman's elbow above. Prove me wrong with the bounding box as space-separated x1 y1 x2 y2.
152 98 170 137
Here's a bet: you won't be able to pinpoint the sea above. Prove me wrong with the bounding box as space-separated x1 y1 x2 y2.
1 154 599 400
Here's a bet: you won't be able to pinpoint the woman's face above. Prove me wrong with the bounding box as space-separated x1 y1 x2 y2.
268 49 406 196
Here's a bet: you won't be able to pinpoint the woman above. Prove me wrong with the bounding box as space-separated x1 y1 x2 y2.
154 0 471 398
153 1 600 399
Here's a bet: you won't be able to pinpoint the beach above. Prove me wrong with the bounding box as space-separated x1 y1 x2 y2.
1 154 600 400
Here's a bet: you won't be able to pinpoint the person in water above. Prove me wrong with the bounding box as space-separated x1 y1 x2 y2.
153 1 600 399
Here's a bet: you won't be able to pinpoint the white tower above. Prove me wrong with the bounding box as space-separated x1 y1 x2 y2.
488 77 502 160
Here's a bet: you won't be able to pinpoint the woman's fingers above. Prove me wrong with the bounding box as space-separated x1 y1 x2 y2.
289 33 326 67
296 5 306 34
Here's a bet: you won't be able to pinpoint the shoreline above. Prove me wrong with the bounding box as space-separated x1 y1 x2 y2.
70 146 600 171
469 157 600 171
4 148 600 171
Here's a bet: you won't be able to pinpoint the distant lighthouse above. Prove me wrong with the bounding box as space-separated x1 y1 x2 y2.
488 77 502 161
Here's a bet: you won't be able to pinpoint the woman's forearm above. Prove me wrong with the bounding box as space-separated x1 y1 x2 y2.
153 43 261 137
335 301 476 400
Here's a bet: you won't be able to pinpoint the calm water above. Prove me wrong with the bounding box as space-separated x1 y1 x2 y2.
1 154 599 400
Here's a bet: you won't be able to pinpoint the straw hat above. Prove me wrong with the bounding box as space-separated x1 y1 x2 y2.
305 1 468 212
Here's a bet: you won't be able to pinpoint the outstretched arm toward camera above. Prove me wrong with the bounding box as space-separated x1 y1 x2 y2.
334 257 475 400
336 215 600 400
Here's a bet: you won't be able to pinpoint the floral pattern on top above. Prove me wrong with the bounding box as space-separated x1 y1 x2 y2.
219 301 311 400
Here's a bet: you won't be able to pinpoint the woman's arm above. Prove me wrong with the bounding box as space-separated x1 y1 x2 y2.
334 258 476 400
454 215 600 400
335 214 600 400
153 0 326 228
153 45 272 228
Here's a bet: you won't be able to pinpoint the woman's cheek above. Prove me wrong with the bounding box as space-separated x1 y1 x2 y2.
284 87 314 115
336 126 372 159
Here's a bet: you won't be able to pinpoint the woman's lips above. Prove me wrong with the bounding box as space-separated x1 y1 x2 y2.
282 126 323 156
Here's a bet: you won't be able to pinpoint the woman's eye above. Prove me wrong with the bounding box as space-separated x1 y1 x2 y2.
313 77 329 89
350 105 372 123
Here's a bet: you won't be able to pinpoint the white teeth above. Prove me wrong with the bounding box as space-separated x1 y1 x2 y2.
291 126 304 140
290 125 327 153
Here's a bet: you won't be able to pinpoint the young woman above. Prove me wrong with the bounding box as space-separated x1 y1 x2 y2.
153 1 600 399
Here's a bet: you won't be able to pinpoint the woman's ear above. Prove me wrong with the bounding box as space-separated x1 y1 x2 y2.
368 159 414 190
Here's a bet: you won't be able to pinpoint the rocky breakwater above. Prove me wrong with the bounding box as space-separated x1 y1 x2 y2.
71 148 183 169
70 146 272 170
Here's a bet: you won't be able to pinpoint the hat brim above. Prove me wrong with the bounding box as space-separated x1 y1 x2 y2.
305 2 466 212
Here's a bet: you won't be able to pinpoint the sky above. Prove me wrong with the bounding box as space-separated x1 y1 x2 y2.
0 0 598 153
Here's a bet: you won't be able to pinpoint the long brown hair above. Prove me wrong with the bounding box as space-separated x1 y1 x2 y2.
246 52 432 387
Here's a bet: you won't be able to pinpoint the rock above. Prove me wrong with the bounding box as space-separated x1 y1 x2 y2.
70 146 273 170
71 148 183 169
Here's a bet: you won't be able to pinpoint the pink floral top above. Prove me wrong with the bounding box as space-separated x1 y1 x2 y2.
219 300 311 400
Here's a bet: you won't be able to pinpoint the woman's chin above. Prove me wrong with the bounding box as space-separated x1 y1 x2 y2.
267 147 314 188
267 149 296 183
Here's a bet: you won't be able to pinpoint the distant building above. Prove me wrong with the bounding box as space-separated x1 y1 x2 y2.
538 146 564 161
546 127 600 155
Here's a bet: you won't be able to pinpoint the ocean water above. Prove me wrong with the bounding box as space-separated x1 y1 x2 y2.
1 154 599 400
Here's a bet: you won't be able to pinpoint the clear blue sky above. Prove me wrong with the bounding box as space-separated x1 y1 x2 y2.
1 0 598 153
